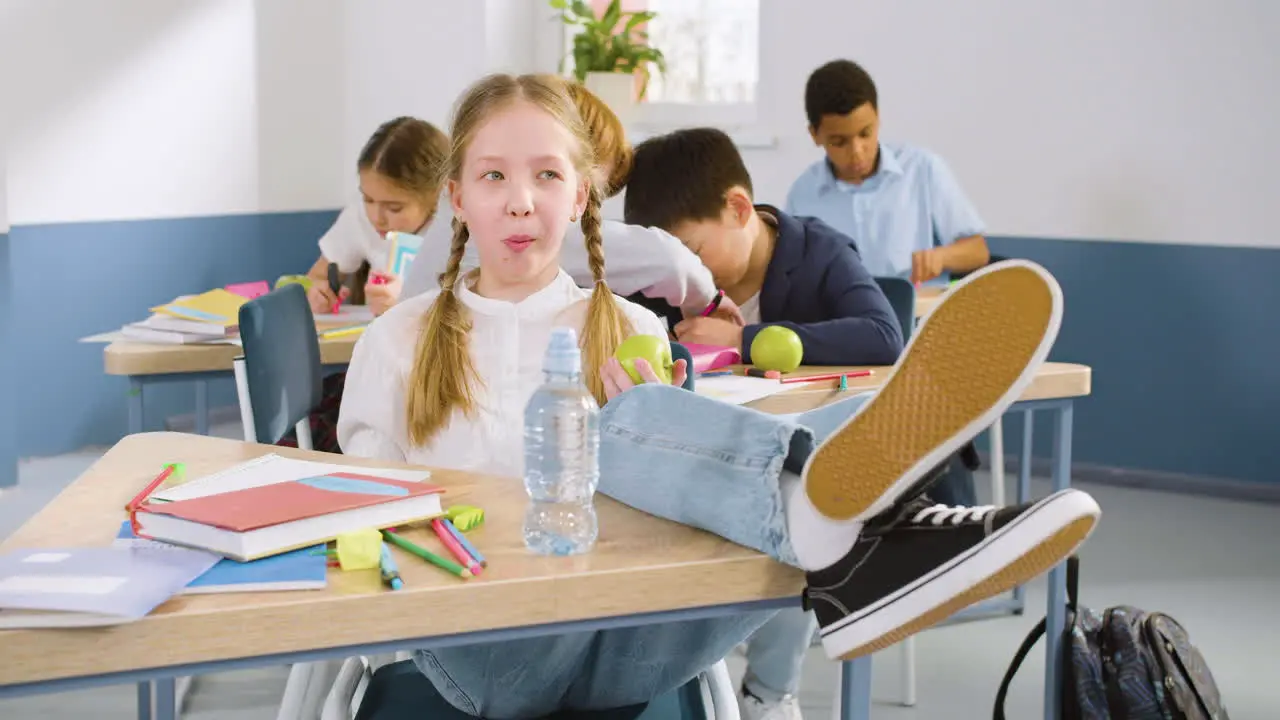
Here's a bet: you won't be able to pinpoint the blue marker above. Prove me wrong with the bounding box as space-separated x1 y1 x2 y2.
379 541 404 590
441 517 487 567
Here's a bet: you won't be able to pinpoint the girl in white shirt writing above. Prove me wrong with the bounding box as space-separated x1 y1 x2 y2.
339 73 1100 718
305 117 450 318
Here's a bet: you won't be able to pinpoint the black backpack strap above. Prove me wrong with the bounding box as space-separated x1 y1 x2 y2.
1066 555 1080 611
993 617 1049 720
994 555 1083 720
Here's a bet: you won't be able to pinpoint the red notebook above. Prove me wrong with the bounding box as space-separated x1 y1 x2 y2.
135 472 445 561
683 343 742 373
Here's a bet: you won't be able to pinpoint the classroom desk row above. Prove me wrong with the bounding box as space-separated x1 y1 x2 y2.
100 286 948 436
0 359 1090 720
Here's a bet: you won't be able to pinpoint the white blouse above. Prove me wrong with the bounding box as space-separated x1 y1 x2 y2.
337 269 669 479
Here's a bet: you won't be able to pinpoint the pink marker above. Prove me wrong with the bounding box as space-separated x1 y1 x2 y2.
431 518 482 576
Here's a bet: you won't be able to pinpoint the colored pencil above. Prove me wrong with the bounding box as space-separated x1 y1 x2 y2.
382 529 471 579
125 464 176 512
779 370 874 384
440 517 487 567
431 518 482 576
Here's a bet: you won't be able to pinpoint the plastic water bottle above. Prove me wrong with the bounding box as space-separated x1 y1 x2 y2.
522 327 601 555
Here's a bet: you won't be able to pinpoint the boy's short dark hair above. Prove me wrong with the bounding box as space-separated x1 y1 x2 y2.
623 128 754 231
805 60 878 129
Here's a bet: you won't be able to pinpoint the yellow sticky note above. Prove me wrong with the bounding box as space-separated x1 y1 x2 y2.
334 528 383 571
151 288 247 327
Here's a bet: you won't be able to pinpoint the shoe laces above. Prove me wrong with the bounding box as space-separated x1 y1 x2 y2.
911 503 997 526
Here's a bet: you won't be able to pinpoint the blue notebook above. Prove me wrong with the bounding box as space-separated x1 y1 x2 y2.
0 545 220 629
116 522 328 594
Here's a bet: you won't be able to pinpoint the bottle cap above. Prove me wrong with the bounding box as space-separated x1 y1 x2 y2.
544 326 582 375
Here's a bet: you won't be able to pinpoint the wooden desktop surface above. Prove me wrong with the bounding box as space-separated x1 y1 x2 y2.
0 359 1089 686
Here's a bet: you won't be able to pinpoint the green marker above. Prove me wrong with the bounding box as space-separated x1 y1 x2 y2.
382 530 471 579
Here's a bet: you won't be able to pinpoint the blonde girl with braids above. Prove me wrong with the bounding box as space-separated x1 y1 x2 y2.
400 82 743 327
339 72 681 472
338 74 1098 720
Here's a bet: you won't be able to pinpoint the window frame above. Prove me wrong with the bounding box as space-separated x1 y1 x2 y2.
550 1 775 148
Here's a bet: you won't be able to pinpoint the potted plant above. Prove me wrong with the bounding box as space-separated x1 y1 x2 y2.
550 0 666 123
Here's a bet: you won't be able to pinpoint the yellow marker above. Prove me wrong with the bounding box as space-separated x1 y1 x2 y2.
320 324 367 340
334 528 383 570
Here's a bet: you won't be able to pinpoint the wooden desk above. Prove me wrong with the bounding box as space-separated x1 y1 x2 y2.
915 286 945 317
0 433 802 687
1 361 1091 720
102 326 358 436
749 362 1090 415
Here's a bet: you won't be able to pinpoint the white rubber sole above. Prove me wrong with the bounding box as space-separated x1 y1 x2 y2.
802 260 1064 523
818 488 1100 660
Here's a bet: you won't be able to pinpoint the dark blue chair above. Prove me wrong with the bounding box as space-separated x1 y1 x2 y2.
670 342 696 391
873 276 917 343
232 283 323 447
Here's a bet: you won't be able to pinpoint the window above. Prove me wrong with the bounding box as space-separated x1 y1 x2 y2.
561 0 761 130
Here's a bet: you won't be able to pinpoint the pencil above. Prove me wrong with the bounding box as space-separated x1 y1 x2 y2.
431 518 483 575
382 529 471 579
440 517 487 567
125 464 176 512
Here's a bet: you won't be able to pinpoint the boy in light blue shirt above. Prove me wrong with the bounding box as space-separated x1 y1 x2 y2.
786 59 990 285
738 60 993 720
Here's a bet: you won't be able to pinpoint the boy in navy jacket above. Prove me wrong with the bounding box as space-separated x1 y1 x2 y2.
623 127 903 367
624 127 907 717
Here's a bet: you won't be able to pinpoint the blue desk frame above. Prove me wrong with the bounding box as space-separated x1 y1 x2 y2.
61 380 1071 720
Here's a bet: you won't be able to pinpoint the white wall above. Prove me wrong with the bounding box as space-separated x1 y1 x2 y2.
340 0 488 182
3 0 345 226
740 0 1280 248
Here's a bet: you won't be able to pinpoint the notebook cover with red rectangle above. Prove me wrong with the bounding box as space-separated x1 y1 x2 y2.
136 472 444 533
682 343 742 373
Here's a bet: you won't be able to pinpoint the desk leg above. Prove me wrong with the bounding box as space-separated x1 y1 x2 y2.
194 381 209 436
154 677 177 720
838 657 872 720
1012 408 1035 609
1042 401 1074 720
136 682 152 720
128 378 144 435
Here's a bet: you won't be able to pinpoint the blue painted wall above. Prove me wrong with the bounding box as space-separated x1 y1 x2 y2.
7 211 337 457
5 217 1276 487
988 236 1279 485
1 231 14 487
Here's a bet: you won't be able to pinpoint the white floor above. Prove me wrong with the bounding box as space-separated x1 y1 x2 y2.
1 437 1276 719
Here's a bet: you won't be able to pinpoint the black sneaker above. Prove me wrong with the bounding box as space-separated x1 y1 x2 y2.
803 488 1100 660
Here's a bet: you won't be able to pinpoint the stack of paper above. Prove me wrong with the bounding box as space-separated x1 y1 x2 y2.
117 288 247 345
0 546 220 629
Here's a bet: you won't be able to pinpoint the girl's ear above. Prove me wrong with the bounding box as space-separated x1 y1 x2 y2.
575 177 591 220
448 178 465 223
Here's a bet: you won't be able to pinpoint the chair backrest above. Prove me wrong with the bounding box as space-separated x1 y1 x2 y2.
237 283 323 444
670 342 696 391
873 276 917 343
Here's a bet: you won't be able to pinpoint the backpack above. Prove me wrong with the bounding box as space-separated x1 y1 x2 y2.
994 556 1229 720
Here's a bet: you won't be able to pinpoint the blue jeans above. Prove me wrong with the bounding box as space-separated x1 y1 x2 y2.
410 385 874 718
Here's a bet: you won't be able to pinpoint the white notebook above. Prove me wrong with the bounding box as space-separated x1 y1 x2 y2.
150 454 431 504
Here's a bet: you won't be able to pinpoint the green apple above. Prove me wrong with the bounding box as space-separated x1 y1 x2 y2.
614 335 673 385
751 326 804 372
275 274 313 291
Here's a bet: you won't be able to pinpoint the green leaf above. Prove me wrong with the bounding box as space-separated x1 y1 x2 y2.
600 0 622 32
548 0 567 9
623 11 655 33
